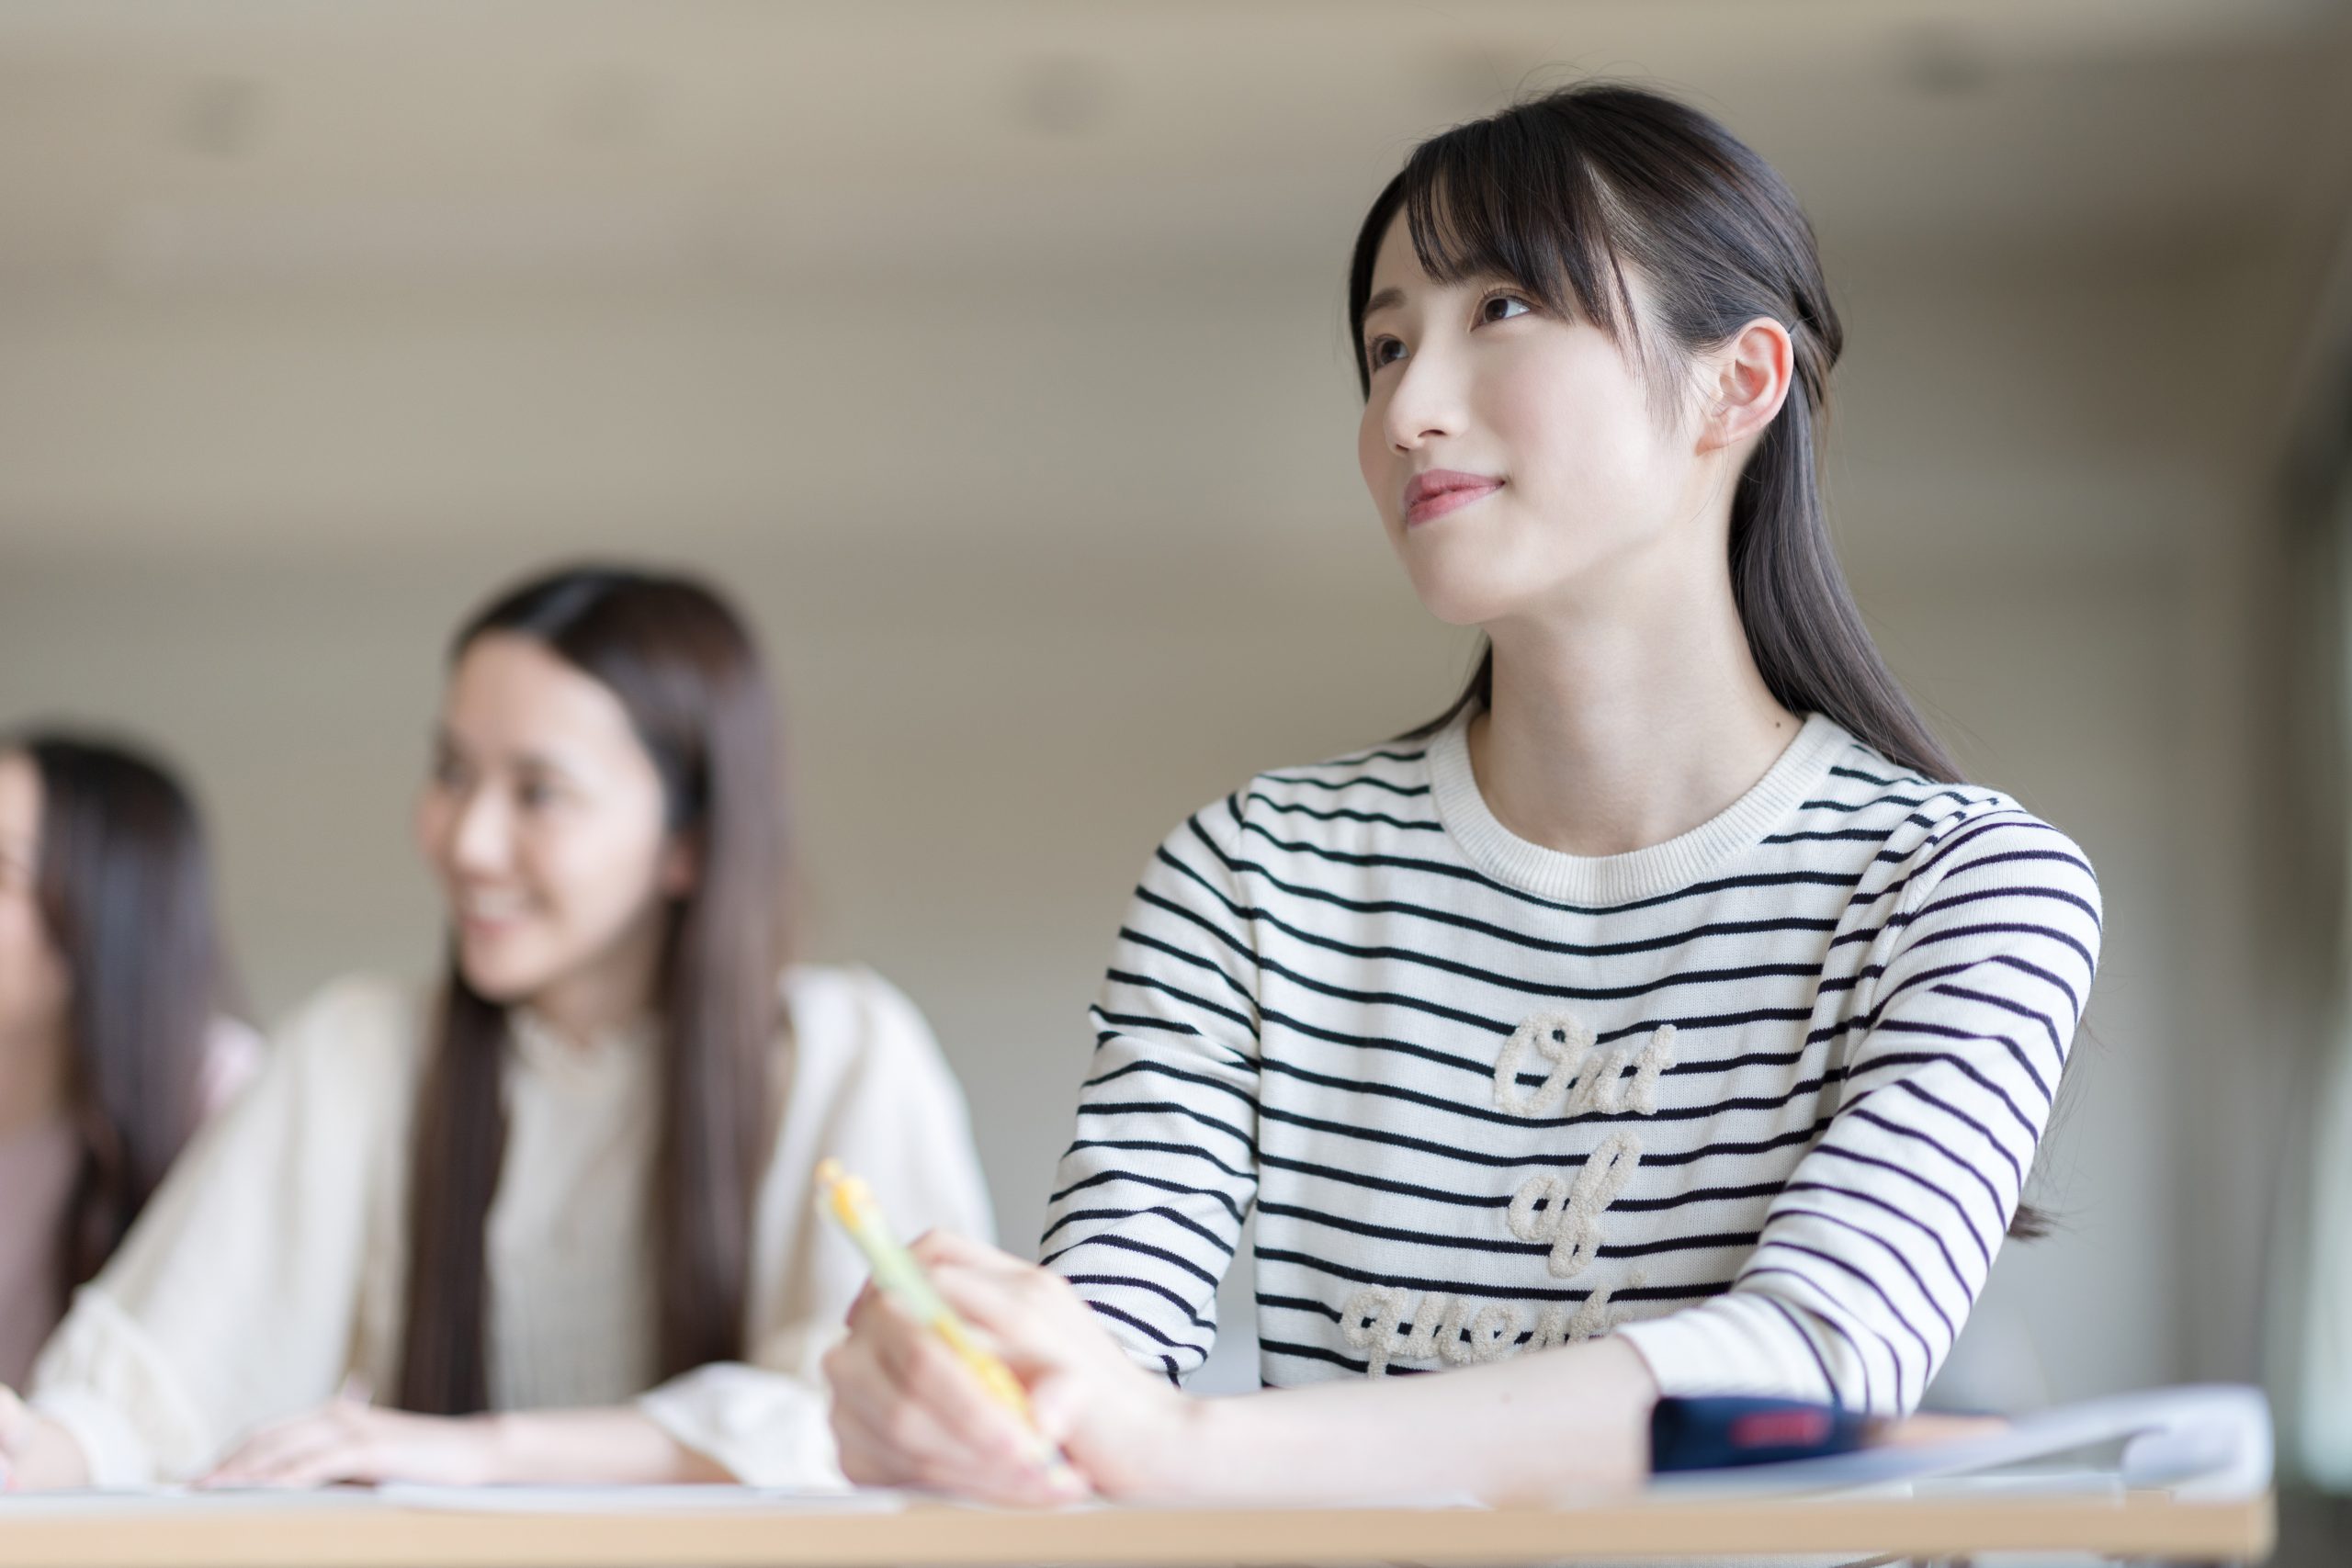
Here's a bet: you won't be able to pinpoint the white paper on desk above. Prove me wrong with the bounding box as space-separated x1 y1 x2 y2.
1645 1383 2271 1504
377 1483 910 1515
0 1485 386 1515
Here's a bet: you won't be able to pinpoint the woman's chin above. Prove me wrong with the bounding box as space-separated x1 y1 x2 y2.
455 947 553 1007
1394 550 1526 628
1404 579 1515 630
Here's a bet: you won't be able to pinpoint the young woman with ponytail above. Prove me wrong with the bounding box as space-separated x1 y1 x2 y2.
0 566 989 1491
821 85 2101 1505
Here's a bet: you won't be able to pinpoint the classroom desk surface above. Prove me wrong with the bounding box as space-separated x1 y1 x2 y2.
0 1486 2277 1567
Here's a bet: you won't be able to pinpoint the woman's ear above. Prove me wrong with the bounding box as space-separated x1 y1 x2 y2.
659 829 702 899
1698 316 1794 454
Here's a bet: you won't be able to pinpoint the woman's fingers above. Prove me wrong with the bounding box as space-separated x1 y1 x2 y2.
0 1386 29 1448
841 1298 1035 1469
832 1383 1066 1506
923 1256 1102 1374
828 1367 915 1488
0 1386 26 1491
1024 1370 1094 1450
206 1405 500 1489
828 1289 1075 1501
212 1440 333 1488
925 1257 1056 1329
246 1440 368 1489
827 1313 965 1467
907 1229 1027 1272
204 1421 314 1485
205 1435 324 1486
908 1233 1086 1322
831 1233 1117 1506
0 1388 97 1492
205 1405 368 1487
855 1288 1028 1445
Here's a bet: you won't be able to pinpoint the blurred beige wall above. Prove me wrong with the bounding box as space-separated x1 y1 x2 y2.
3 1 2349 1416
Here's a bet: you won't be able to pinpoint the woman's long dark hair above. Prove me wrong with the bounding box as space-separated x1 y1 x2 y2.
396 566 794 1414
1349 85 2052 1238
6 731 241 1290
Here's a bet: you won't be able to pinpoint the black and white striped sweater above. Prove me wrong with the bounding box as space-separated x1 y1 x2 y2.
1038 707 2100 1415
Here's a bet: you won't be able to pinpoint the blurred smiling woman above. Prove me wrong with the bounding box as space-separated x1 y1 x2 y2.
0 566 989 1491
822 84 2102 1506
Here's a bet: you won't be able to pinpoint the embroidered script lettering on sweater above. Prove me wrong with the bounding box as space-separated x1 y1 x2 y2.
1342 1021 1675 1374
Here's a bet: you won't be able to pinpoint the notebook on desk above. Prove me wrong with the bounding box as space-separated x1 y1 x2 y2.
1645 1383 2272 1503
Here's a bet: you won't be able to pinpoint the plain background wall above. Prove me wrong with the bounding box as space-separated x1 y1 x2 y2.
3 1 2350 1452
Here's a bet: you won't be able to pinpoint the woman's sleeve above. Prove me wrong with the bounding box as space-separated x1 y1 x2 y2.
28 979 402 1484
1036 797 1264 1382
635 969 992 1487
1615 813 2103 1416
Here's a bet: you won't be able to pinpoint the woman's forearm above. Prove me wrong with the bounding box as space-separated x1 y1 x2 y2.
1141 1337 1658 1506
481 1407 730 1484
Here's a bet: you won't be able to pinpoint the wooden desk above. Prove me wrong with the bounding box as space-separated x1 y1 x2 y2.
0 1488 2278 1566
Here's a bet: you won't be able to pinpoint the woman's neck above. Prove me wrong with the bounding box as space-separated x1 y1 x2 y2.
0 1025 71 1140
1471 567 1799 858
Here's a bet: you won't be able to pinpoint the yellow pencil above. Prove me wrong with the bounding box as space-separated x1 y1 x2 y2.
815 1158 1079 1488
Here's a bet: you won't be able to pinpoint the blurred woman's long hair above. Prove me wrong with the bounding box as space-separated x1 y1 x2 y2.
9 731 243 1292
396 566 794 1415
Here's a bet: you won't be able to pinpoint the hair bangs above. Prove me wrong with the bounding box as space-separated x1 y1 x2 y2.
1403 112 1638 340
1349 103 1645 393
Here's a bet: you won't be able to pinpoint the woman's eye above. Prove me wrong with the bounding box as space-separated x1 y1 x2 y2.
1366 336 1406 369
1480 294 1532 323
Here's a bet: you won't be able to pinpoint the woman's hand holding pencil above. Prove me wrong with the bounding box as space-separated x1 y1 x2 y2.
818 1162 1190 1506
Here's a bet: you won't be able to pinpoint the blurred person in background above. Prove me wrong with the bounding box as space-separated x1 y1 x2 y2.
0 565 989 1491
823 84 2100 1506
0 732 258 1393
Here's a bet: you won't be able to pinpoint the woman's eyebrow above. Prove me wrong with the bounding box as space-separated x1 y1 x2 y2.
1362 286 1406 317
514 750 589 784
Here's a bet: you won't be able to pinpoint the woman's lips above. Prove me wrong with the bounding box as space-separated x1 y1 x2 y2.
1403 469 1502 526
459 914 523 943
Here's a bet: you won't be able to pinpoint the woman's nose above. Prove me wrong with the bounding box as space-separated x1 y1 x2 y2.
448 786 512 873
1383 345 1466 452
